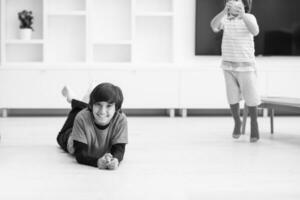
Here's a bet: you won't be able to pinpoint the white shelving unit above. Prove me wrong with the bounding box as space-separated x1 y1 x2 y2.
0 0 178 111
91 0 132 63
0 0 2 66
134 0 173 63
3 0 43 64
6 39 43 44
47 15 86 63
45 0 87 63
0 0 174 65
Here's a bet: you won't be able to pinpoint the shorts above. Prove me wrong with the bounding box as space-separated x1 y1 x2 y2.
223 70 261 106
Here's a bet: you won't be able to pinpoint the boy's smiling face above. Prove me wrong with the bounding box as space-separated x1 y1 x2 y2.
92 101 116 126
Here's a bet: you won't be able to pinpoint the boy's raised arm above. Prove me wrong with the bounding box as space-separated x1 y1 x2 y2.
210 10 226 32
241 14 259 36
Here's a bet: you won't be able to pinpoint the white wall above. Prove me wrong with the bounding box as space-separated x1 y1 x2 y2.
173 0 197 63
173 0 218 63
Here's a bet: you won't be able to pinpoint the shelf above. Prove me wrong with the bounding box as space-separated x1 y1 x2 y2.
91 0 131 41
47 11 86 16
2 61 44 66
135 12 173 17
93 40 132 45
6 43 43 62
5 0 43 40
2 0 173 65
134 16 173 63
136 0 172 13
93 44 131 63
47 0 86 13
47 15 86 62
6 39 44 44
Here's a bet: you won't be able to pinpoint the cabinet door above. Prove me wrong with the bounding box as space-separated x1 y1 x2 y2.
40 70 91 108
90 69 179 109
266 70 300 98
89 69 132 108
0 70 47 108
179 70 228 108
125 70 179 108
0 70 91 108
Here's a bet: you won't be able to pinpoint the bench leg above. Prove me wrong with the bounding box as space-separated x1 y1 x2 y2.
2 109 8 117
167 109 175 118
179 108 187 118
241 104 248 135
270 108 274 134
263 108 268 117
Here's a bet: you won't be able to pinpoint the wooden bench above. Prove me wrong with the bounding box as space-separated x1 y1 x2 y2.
242 97 300 134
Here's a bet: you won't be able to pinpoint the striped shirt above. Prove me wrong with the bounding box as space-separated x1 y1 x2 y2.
221 14 257 63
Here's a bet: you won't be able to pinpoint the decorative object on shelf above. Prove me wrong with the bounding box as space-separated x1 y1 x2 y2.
18 10 34 40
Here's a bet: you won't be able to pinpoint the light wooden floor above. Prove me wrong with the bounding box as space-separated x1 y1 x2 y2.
1 116 300 200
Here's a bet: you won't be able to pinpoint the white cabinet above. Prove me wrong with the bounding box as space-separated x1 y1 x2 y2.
179 69 228 108
257 57 300 98
0 70 91 108
0 70 43 108
123 70 179 108
264 70 300 98
0 68 180 109
89 69 179 108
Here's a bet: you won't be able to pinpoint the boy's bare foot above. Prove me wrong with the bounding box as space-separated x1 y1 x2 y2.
61 86 74 103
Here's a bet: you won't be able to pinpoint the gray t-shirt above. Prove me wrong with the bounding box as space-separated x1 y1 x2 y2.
67 108 128 158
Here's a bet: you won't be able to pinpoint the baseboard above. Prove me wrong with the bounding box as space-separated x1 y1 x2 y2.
1 108 300 117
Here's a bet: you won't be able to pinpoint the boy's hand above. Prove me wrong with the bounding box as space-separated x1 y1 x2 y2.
232 2 245 17
225 1 234 15
107 158 119 170
97 153 118 170
224 1 232 15
97 157 107 169
104 153 113 163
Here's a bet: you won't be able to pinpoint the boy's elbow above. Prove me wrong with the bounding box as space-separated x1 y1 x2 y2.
210 22 216 32
253 29 259 36
75 155 84 164
210 24 220 33
75 154 89 165
212 28 220 33
253 25 259 36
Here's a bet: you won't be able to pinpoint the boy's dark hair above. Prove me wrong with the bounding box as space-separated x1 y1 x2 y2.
225 0 252 13
242 0 252 13
88 82 123 112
